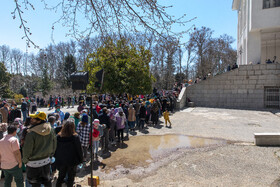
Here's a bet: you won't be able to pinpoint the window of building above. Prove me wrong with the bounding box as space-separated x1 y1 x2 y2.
265 87 280 108
263 0 280 9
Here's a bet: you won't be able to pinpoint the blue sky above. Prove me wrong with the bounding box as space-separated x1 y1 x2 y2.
0 0 237 53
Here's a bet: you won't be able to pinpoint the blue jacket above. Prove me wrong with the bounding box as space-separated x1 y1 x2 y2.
53 110 65 123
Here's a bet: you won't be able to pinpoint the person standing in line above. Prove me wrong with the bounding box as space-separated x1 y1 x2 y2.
134 99 141 128
76 114 90 162
8 104 21 124
21 98 27 123
151 100 159 126
67 95 71 108
61 97 65 108
128 104 136 132
22 111 57 187
55 120 83 187
139 102 146 130
0 125 24 187
72 95 75 108
115 107 126 143
53 105 65 124
70 112 80 131
36 97 40 108
58 95 62 106
162 96 168 112
49 95 53 110
92 119 101 160
26 98 30 116
77 102 84 113
30 99 37 114
98 107 110 154
145 101 151 124
0 102 9 123
109 108 116 143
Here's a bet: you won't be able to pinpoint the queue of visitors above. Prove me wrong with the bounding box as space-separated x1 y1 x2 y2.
0 93 176 186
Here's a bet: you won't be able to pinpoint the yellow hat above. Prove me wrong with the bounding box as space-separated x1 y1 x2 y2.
29 111 47 121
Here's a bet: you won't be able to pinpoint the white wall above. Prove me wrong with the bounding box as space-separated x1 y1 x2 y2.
251 0 280 31
247 32 262 64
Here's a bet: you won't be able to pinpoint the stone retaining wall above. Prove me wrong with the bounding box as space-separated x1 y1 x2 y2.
184 64 280 109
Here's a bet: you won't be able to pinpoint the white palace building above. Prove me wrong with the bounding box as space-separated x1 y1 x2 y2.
179 1 280 110
232 0 280 65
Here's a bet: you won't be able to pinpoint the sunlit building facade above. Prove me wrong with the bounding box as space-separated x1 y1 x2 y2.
232 0 280 65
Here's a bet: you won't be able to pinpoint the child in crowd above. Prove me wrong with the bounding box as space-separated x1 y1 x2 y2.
92 119 101 160
163 109 172 128
48 116 57 129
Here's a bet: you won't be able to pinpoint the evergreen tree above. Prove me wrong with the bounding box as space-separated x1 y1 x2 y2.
85 38 154 95
0 62 13 98
40 64 52 96
63 54 77 88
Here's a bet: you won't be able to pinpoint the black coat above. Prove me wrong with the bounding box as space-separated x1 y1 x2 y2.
98 113 110 129
8 109 21 123
139 106 146 119
54 135 83 167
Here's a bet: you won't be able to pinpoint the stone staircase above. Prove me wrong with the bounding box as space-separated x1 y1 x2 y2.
176 64 280 110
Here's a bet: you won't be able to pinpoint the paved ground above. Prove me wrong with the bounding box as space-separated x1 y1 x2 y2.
41 106 280 142
2 107 280 186
82 107 280 187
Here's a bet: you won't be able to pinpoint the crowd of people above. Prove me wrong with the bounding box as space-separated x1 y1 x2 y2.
0 92 177 187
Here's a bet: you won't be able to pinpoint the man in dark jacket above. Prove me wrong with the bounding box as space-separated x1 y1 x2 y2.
8 104 21 123
22 111 57 187
98 107 110 154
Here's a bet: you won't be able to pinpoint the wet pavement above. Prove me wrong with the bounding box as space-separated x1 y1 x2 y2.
101 134 227 171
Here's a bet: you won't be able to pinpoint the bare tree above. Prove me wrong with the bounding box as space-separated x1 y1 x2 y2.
44 44 58 80
11 0 195 48
214 34 236 73
0 45 11 67
164 37 179 89
11 49 23 74
28 53 39 76
189 27 213 78
185 42 195 81
150 36 180 89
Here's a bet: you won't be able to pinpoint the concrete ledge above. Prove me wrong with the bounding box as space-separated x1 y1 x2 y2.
254 133 280 146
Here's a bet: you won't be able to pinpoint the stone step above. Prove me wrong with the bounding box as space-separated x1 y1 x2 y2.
254 133 280 146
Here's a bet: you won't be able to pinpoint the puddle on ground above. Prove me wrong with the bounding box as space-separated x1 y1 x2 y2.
102 134 227 171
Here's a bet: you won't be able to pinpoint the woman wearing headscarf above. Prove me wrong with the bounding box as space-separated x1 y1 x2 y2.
115 107 126 143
